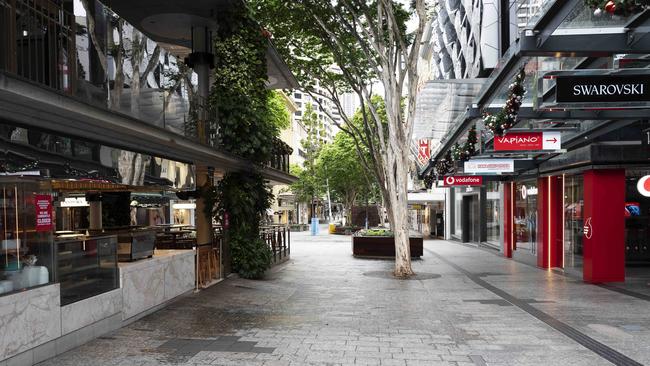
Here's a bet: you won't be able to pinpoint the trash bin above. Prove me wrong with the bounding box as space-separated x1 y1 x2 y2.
310 217 320 236
329 223 336 234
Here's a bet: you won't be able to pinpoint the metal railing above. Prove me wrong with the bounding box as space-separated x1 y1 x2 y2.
267 152 290 173
0 0 77 92
260 225 290 264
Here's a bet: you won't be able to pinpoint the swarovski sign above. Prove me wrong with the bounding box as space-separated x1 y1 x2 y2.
556 74 650 104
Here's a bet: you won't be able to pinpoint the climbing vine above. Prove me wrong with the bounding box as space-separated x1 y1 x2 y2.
210 172 274 279
211 7 277 163
207 6 283 278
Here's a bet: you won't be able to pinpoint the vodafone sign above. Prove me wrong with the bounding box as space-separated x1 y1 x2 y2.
442 176 483 187
494 131 561 151
638 175 650 197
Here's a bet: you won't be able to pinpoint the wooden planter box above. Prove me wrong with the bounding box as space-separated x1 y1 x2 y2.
352 235 423 258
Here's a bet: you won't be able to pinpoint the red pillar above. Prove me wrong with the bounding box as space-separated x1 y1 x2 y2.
583 169 626 283
503 182 515 258
537 176 564 269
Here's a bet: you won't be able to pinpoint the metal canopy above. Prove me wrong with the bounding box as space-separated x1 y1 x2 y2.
0 72 296 185
100 0 299 89
426 0 650 175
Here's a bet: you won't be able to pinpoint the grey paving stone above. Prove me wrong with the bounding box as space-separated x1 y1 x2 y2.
35 233 649 366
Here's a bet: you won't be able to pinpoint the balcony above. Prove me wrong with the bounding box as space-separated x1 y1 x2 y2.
0 0 292 175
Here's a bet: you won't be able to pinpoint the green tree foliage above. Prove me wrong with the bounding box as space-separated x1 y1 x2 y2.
316 132 370 224
289 103 326 216
267 91 291 131
249 0 429 277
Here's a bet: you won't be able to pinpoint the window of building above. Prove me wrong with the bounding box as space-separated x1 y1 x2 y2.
0 180 54 297
564 175 584 272
515 180 538 256
485 182 501 246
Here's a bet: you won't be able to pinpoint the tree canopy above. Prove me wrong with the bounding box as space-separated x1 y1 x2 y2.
251 0 430 277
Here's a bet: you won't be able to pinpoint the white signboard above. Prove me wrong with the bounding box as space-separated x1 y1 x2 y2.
464 159 515 174
542 131 562 150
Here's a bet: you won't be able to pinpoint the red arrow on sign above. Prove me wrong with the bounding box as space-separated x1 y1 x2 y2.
546 138 558 143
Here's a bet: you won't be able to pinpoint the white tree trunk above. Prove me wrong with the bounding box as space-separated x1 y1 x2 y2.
384 139 413 277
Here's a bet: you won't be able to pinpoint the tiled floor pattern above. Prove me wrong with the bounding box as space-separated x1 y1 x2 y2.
37 230 650 366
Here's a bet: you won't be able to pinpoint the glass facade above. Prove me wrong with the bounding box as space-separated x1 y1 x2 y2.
485 182 501 245
0 180 54 296
625 171 650 264
564 175 584 271
453 188 463 237
515 181 538 256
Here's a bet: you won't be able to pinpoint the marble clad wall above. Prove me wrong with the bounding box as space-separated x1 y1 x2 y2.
120 250 194 320
60 289 122 335
0 251 195 364
0 284 61 360
163 251 195 301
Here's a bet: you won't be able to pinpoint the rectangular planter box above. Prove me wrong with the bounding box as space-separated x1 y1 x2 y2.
352 235 423 258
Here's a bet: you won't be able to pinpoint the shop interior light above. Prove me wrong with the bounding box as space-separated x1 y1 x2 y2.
173 203 196 210
60 197 89 207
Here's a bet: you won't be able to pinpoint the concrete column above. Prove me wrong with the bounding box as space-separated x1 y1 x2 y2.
195 166 213 246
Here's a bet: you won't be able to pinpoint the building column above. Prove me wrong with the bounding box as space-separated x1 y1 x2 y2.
503 182 515 258
87 193 102 231
537 176 563 269
583 169 626 283
195 166 213 246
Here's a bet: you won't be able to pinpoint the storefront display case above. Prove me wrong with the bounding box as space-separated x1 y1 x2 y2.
0 179 54 296
54 235 118 305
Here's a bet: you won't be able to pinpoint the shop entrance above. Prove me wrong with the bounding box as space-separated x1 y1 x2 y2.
625 171 650 283
461 195 480 243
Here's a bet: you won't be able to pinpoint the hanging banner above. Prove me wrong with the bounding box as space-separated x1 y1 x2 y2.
464 159 515 174
441 176 483 187
35 194 53 232
494 131 561 151
417 139 431 166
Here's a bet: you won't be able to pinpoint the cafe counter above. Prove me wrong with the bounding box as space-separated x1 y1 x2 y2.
118 249 195 320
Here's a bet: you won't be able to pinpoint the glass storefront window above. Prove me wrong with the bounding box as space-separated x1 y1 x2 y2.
453 188 462 237
0 180 54 296
625 171 650 265
485 182 501 245
564 175 584 271
515 181 538 256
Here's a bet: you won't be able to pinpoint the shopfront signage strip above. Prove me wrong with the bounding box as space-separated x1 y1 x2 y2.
556 74 650 104
494 131 561 151
442 176 483 187
464 159 515 174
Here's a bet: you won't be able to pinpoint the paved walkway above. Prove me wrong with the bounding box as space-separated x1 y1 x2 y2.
39 231 650 366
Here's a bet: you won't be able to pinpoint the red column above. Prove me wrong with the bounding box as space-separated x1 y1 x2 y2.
503 182 515 258
537 176 564 269
583 169 626 283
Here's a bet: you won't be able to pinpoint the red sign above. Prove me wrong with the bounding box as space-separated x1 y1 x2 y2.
34 194 53 232
417 139 431 165
494 131 561 151
442 176 483 187
223 212 230 230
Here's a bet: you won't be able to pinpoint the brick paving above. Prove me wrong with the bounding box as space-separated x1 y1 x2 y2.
38 230 650 366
